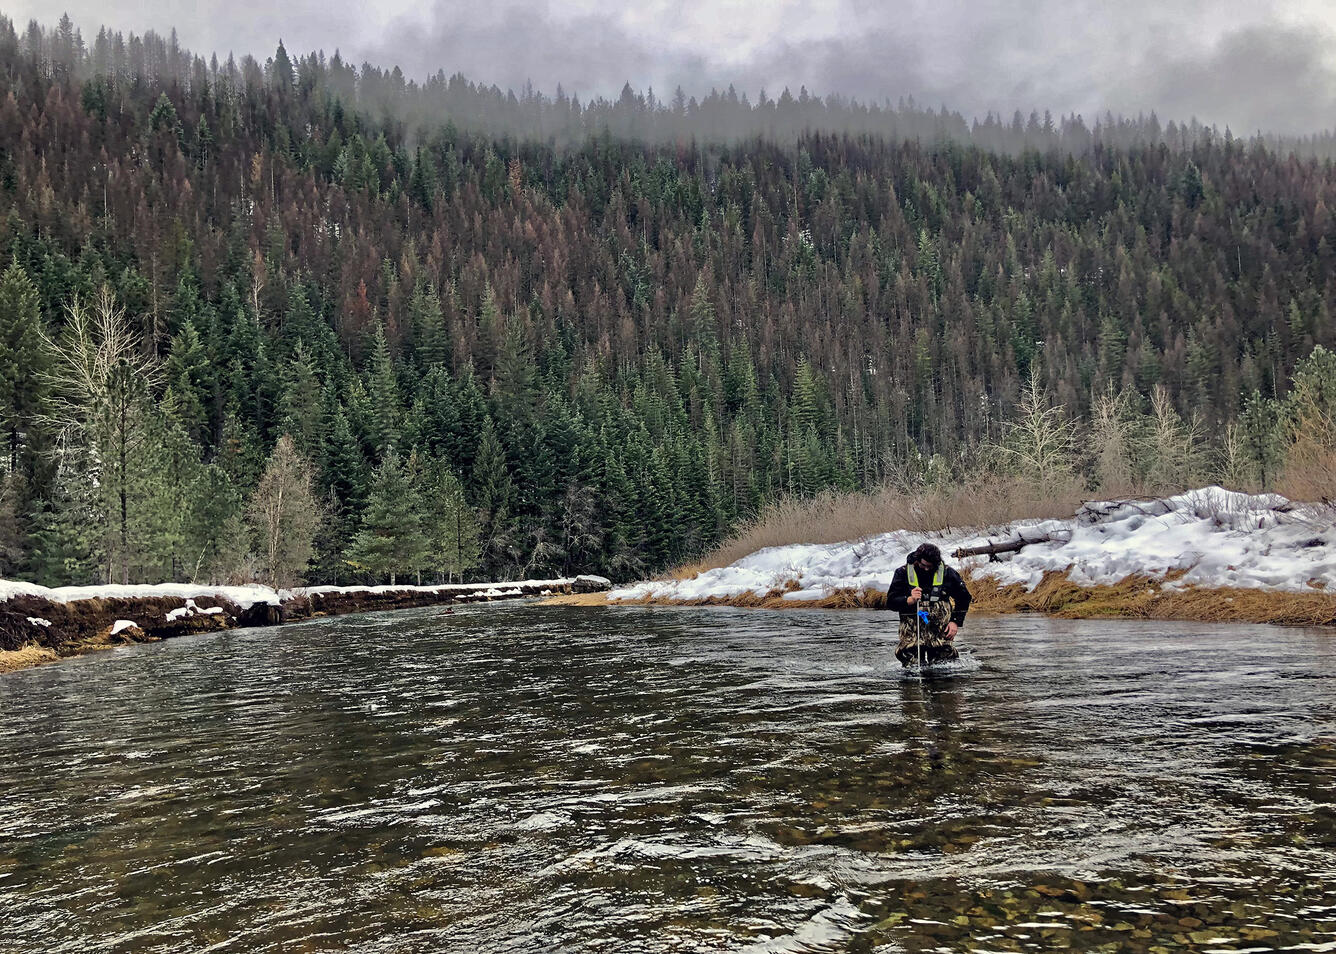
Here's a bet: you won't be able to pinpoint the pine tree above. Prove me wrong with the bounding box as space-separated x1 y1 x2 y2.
416 455 481 582
365 322 401 456
0 261 47 473
345 450 429 585
471 418 514 575
1239 389 1284 489
409 282 449 370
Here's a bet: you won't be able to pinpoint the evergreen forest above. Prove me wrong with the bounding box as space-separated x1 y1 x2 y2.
3 15 1335 587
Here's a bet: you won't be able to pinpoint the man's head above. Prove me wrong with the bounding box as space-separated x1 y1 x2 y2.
909 543 942 573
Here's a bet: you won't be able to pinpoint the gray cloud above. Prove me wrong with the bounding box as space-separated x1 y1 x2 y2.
13 0 1336 135
1111 24 1336 134
366 1 712 98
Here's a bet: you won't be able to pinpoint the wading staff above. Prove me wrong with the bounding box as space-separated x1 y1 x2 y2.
916 595 925 669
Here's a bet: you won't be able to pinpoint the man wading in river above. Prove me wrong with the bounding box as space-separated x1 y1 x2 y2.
884 543 972 665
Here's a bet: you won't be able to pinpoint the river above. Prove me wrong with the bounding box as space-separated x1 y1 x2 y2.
1 604 1333 952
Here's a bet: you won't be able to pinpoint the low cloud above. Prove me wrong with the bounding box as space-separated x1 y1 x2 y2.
1112 24 1336 134
14 0 1336 135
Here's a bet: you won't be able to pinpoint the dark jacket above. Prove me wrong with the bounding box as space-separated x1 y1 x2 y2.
885 562 972 626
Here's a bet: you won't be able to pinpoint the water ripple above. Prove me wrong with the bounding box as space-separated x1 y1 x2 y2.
0 605 1334 952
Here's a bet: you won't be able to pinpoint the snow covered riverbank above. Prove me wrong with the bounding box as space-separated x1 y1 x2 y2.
0 575 613 673
0 576 614 611
611 488 1336 605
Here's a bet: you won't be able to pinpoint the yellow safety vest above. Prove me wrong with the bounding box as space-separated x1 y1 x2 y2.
908 563 945 600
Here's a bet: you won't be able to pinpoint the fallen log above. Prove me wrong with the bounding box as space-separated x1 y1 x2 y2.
953 533 1055 560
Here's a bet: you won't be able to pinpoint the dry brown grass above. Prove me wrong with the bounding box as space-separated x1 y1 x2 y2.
0 644 58 674
967 570 1336 626
695 476 1088 572
598 569 1336 627
1278 431 1336 506
539 591 613 606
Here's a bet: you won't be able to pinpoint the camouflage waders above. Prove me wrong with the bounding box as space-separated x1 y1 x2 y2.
896 561 960 666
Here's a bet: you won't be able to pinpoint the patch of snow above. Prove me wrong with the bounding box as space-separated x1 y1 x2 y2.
26 617 50 628
610 487 1336 603
165 599 227 621
110 619 139 635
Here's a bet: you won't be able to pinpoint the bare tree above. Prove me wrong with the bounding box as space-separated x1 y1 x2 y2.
1145 386 1208 494
994 364 1082 484
247 435 322 588
1090 385 1139 494
41 288 158 584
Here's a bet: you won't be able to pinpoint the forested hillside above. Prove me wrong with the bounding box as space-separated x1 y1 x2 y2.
2 16 1334 587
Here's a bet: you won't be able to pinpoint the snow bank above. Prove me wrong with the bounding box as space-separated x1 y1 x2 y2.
0 581 284 609
0 577 602 609
610 487 1336 603
297 578 591 599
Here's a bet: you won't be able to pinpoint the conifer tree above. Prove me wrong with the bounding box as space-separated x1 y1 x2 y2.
416 455 481 582
471 418 514 574
0 472 25 575
133 412 202 581
163 321 211 448
278 341 325 459
365 322 401 456
409 282 449 370
0 261 47 473
1239 390 1284 489
182 464 243 582
345 449 429 585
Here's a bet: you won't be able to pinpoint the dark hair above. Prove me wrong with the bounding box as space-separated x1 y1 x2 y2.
910 543 942 566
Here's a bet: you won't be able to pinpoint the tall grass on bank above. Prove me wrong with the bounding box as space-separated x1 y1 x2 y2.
610 570 1336 627
686 476 1089 575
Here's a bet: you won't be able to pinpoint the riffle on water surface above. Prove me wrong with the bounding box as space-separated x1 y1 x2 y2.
1 604 1333 952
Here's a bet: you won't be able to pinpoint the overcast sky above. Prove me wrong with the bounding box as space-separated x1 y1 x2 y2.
14 0 1336 135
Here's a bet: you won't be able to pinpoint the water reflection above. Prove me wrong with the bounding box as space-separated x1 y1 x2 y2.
0 606 1333 952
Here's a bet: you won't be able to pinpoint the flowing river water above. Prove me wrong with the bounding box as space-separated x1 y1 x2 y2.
1 604 1334 953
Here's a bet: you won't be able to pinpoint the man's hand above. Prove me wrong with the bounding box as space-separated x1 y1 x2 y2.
908 586 922 605
945 621 959 639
